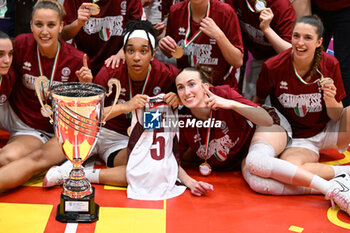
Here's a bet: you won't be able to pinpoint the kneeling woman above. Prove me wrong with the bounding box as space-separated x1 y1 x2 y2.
175 66 350 218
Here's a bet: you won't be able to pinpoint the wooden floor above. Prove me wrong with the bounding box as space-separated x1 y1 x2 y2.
1 130 350 233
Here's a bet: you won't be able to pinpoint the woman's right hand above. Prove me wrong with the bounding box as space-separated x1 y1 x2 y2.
77 3 93 27
158 36 177 56
124 94 148 113
105 49 126 69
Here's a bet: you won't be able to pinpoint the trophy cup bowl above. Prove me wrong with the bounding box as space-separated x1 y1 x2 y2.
35 76 120 222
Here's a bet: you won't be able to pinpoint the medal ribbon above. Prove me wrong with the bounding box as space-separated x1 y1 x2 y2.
245 0 256 12
196 110 213 161
37 43 61 86
291 51 324 85
37 42 61 101
127 65 152 118
184 1 210 49
0 75 2 88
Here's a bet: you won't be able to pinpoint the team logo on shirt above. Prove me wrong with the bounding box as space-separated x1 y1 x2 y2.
0 94 7 105
61 67 71 82
220 120 229 134
23 61 32 71
84 16 124 41
179 40 218 65
209 38 217 45
62 67 71 77
153 86 161 95
194 133 201 143
280 81 288 90
196 135 239 162
278 93 323 118
120 88 127 96
178 27 186 36
121 1 127 15
294 103 307 118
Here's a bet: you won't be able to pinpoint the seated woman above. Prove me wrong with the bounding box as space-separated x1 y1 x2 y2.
175 66 350 216
0 31 15 130
0 0 91 190
253 15 350 215
42 19 181 191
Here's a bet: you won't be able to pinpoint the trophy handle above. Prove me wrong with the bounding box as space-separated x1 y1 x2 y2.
34 76 54 123
102 78 121 124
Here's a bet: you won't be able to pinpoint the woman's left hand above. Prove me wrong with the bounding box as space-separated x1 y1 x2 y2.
259 8 274 32
76 54 93 83
202 84 232 110
321 78 337 102
200 17 223 40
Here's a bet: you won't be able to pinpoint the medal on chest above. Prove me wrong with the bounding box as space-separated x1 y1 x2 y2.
246 0 266 13
90 0 100 15
37 43 61 117
197 111 213 176
127 65 152 136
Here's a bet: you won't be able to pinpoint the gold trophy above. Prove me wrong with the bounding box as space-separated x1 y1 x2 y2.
35 76 120 222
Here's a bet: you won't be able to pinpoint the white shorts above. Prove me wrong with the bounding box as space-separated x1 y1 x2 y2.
286 119 346 155
92 127 129 167
259 105 293 144
0 102 52 143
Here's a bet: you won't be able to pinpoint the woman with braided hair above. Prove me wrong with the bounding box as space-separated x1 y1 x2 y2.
248 15 350 215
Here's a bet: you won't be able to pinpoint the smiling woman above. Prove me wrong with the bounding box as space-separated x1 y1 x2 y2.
0 0 93 191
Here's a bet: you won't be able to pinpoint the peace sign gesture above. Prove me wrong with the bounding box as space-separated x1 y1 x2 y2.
202 84 233 110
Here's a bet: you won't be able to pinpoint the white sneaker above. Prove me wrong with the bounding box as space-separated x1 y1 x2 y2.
326 173 350 215
42 161 74 188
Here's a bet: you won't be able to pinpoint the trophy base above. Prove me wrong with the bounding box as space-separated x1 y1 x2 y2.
56 187 99 223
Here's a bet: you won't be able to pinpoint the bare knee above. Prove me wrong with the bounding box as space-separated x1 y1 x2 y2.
0 149 26 167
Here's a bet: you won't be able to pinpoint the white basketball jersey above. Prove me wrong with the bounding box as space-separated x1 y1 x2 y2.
126 94 186 200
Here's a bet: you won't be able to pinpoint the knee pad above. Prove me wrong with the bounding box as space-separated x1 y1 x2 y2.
245 142 275 178
243 168 284 195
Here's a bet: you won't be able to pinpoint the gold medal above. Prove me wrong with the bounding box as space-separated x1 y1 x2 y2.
40 104 53 117
255 0 266 12
199 162 212 176
171 46 184 59
319 77 333 87
90 3 100 15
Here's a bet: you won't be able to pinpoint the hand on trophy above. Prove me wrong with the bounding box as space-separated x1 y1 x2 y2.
75 54 93 83
35 76 121 222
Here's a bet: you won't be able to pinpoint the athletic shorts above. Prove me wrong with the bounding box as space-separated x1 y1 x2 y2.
286 118 346 155
0 102 53 143
261 105 293 145
92 127 129 167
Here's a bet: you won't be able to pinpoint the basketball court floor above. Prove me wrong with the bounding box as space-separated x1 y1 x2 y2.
1 129 350 233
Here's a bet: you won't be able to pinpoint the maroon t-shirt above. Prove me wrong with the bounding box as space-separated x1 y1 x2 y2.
312 0 350 11
166 0 243 88
11 33 87 133
94 58 179 136
63 0 142 75
230 0 295 60
0 68 16 105
179 85 257 170
257 48 346 138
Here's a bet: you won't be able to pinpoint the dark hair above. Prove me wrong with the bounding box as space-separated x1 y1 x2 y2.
123 19 157 56
176 65 213 84
293 15 324 78
32 0 65 22
0 31 13 46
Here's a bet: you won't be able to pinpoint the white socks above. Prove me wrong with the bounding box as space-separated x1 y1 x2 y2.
85 169 100 184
